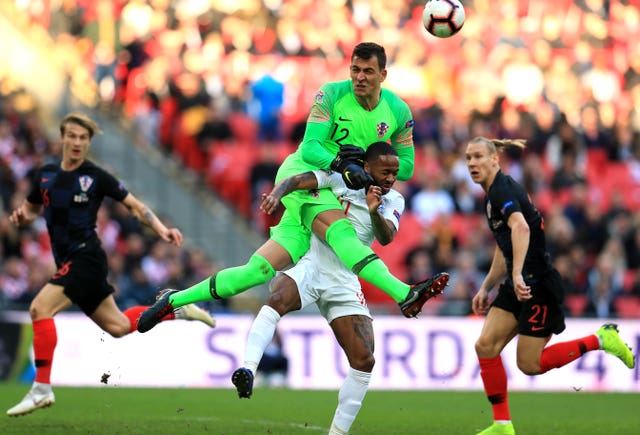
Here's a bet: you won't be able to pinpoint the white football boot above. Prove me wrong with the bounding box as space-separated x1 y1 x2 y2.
176 303 217 328
7 383 55 417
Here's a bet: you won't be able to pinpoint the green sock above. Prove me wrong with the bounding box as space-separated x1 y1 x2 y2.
170 254 276 307
170 277 212 308
324 219 409 303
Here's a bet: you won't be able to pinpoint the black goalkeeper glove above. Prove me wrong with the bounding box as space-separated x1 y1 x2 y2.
330 145 365 173
341 163 374 190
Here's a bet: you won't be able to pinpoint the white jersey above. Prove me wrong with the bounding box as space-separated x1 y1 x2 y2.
280 170 405 323
314 169 405 248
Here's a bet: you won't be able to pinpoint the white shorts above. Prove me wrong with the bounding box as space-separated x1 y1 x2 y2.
279 255 371 324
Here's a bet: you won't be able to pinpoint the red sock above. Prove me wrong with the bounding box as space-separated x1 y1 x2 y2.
123 306 176 333
479 356 510 421
539 334 600 373
33 318 57 384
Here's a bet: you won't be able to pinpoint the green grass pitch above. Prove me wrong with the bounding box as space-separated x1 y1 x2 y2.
1 383 638 434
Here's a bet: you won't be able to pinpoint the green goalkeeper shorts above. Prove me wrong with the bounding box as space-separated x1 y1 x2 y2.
270 150 344 261
275 150 343 229
270 209 311 264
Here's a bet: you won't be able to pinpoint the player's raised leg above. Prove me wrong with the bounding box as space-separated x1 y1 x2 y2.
310 209 449 317
138 239 295 333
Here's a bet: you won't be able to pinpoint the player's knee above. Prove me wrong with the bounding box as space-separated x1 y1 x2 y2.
351 353 375 372
28 304 40 321
267 277 301 315
474 338 498 358
29 302 52 321
516 358 541 376
103 322 130 338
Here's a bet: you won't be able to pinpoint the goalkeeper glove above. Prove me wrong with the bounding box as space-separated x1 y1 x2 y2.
341 163 374 190
330 145 365 173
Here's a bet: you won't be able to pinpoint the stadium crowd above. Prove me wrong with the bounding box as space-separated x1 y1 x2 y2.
1 0 640 317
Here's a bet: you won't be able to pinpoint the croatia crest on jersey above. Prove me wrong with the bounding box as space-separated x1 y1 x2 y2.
79 175 94 192
376 122 389 138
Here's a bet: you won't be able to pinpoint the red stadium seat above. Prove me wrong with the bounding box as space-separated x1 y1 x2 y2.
613 296 640 319
564 294 588 317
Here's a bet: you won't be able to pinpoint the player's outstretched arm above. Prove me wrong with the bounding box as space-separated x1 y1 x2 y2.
9 201 42 227
121 193 183 246
260 172 319 215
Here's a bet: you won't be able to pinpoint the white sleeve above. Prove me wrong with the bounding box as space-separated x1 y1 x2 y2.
314 170 347 195
379 190 405 231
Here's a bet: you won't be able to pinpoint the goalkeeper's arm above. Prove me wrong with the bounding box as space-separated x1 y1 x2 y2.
299 122 335 169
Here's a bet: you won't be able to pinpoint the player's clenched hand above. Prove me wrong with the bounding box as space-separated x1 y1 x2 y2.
472 288 490 315
161 227 183 247
260 192 280 215
366 185 383 213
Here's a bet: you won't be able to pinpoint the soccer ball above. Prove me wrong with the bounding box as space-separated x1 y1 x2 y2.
422 0 465 38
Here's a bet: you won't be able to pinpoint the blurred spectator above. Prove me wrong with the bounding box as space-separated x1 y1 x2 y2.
249 145 282 235
141 241 172 287
404 247 436 285
438 250 482 317
584 251 624 318
438 279 473 317
0 256 30 307
195 105 233 149
562 180 590 231
410 170 455 228
550 148 586 191
133 91 162 146
248 67 284 142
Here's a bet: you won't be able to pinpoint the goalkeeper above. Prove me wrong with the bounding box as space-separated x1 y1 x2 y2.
138 42 448 332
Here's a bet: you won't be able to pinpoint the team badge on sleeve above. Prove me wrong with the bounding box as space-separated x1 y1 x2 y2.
500 200 514 215
405 119 414 128
314 90 325 104
393 209 401 221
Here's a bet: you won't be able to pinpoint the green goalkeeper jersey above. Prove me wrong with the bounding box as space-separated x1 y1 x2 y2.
298 79 415 181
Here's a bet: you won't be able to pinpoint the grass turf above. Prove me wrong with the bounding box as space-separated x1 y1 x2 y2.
1 383 638 434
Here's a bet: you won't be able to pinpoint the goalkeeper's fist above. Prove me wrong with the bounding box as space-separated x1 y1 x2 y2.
336 145 365 164
342 163 374 190
330 145 365 173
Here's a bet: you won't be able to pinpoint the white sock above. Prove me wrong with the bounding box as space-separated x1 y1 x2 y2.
243 305 281 374
328 422 347 435
33 381 52 393
330 367 371 434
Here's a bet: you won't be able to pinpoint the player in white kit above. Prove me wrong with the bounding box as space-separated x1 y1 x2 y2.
232 141 448 434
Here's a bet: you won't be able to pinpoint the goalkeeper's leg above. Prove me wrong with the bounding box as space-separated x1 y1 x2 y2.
171 250 278 307
169 212 311 308
304 208 412 302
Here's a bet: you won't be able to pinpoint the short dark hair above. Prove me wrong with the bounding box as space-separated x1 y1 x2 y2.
352 42 387 70
365 141 397 162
